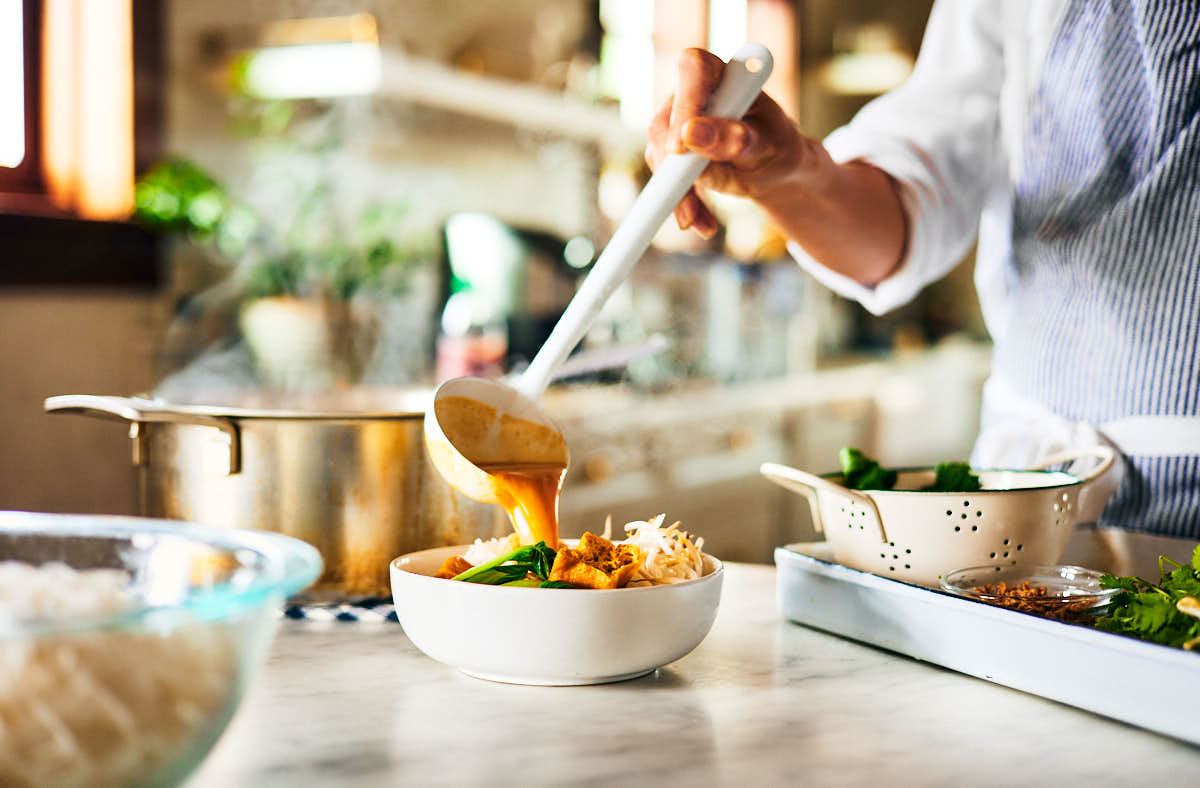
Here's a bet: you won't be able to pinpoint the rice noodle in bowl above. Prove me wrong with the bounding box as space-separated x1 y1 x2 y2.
619 515 707 586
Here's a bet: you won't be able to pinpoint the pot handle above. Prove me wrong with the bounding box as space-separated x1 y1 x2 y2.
44 395 241 475
760 462 888 543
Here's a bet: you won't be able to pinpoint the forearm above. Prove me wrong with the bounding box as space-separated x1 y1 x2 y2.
755 160 906 287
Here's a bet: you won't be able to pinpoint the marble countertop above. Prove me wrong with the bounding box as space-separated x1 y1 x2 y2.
187 563 1199 787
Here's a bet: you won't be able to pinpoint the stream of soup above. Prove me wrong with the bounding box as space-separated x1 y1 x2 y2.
433 396 568 547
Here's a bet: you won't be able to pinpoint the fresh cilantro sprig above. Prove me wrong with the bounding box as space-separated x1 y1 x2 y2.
1094 544 1200 650
451 542 573 588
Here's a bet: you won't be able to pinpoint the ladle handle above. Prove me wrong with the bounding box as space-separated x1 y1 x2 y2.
517 43 774 399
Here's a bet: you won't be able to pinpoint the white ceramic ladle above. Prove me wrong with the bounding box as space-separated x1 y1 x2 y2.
425 43 774 501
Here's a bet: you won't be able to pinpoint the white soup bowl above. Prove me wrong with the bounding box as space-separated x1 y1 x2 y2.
390 544 723 685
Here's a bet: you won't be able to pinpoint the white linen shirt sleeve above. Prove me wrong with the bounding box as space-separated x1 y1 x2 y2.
788 0 1006 315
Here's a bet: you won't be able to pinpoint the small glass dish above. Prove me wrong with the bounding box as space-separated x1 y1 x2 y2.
940 563 1119 620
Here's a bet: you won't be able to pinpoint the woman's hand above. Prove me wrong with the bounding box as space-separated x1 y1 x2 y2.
645 48 832 239
645 47 907 286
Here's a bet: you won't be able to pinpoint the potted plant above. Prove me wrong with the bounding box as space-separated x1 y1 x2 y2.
134 157 439 389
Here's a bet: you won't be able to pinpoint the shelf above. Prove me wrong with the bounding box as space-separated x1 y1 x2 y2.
379 50 641 153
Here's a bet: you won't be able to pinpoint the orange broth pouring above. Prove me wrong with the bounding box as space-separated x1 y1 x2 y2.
477 463 566 546
432 395 569 547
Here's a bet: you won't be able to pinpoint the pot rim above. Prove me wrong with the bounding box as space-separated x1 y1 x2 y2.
45 392 431 422
143 389 432 420
148 401 428 421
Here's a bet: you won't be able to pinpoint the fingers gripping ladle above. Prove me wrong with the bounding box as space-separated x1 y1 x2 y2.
425 45 774 545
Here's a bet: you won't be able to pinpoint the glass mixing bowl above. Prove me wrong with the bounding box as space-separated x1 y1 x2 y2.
0 510 322 787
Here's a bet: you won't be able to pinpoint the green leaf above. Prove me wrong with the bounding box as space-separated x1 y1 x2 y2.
837 448 978 492
539 581 576 589
1100 574 1141 593
839 447 897 491
1125 593 1173 633
1166 566 1200 598
458 564 531 585
839 447 871 478
452 541 559 585
1191 544 1200 573
500 577 544 587
921 462 982 493
452 544 536 583
1095 547 1200 650
530 542 557 580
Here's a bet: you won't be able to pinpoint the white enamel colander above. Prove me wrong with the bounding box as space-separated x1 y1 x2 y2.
761 447 1116 587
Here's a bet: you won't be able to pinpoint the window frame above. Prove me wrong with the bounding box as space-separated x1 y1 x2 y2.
1 0 164 287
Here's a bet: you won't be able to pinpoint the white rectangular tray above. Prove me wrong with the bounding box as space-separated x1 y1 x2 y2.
776 543 1200 745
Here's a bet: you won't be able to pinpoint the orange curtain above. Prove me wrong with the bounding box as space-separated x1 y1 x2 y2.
41 0 133 219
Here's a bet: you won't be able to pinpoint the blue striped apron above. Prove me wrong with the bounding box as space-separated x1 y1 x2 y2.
990 0 1200 538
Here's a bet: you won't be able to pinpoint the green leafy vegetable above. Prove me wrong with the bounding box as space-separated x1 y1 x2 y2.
496 578 575 589
839 447 897 491
498 577 544 588
838 448 981 492
452 542 569 587
922 462 983 493
1094 544 1200 650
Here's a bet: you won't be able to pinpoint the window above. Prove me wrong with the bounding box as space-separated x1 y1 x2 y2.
0 0 162 288
0 1 25 169
1 0 141 219
41 0 135 219
0 0 43 202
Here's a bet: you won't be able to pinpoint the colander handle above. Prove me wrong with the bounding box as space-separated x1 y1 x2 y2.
760 462 888 543
1027 445 1116 482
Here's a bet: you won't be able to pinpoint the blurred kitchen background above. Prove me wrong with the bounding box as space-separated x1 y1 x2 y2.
1 0 990 562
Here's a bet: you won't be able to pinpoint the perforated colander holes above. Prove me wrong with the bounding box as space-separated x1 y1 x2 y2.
1052 493 1074 526
884 544 913 572
963 500 980 531
842 503 869 530
948 507 961 533
949 505 985 533
989 536 1021 560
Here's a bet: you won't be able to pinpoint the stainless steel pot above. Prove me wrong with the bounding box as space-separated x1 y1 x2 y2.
44 392 509 600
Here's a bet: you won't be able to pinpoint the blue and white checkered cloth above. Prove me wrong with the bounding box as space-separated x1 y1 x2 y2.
281 597 398 624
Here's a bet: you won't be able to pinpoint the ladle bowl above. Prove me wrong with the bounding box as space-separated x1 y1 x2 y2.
424 377 568 507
